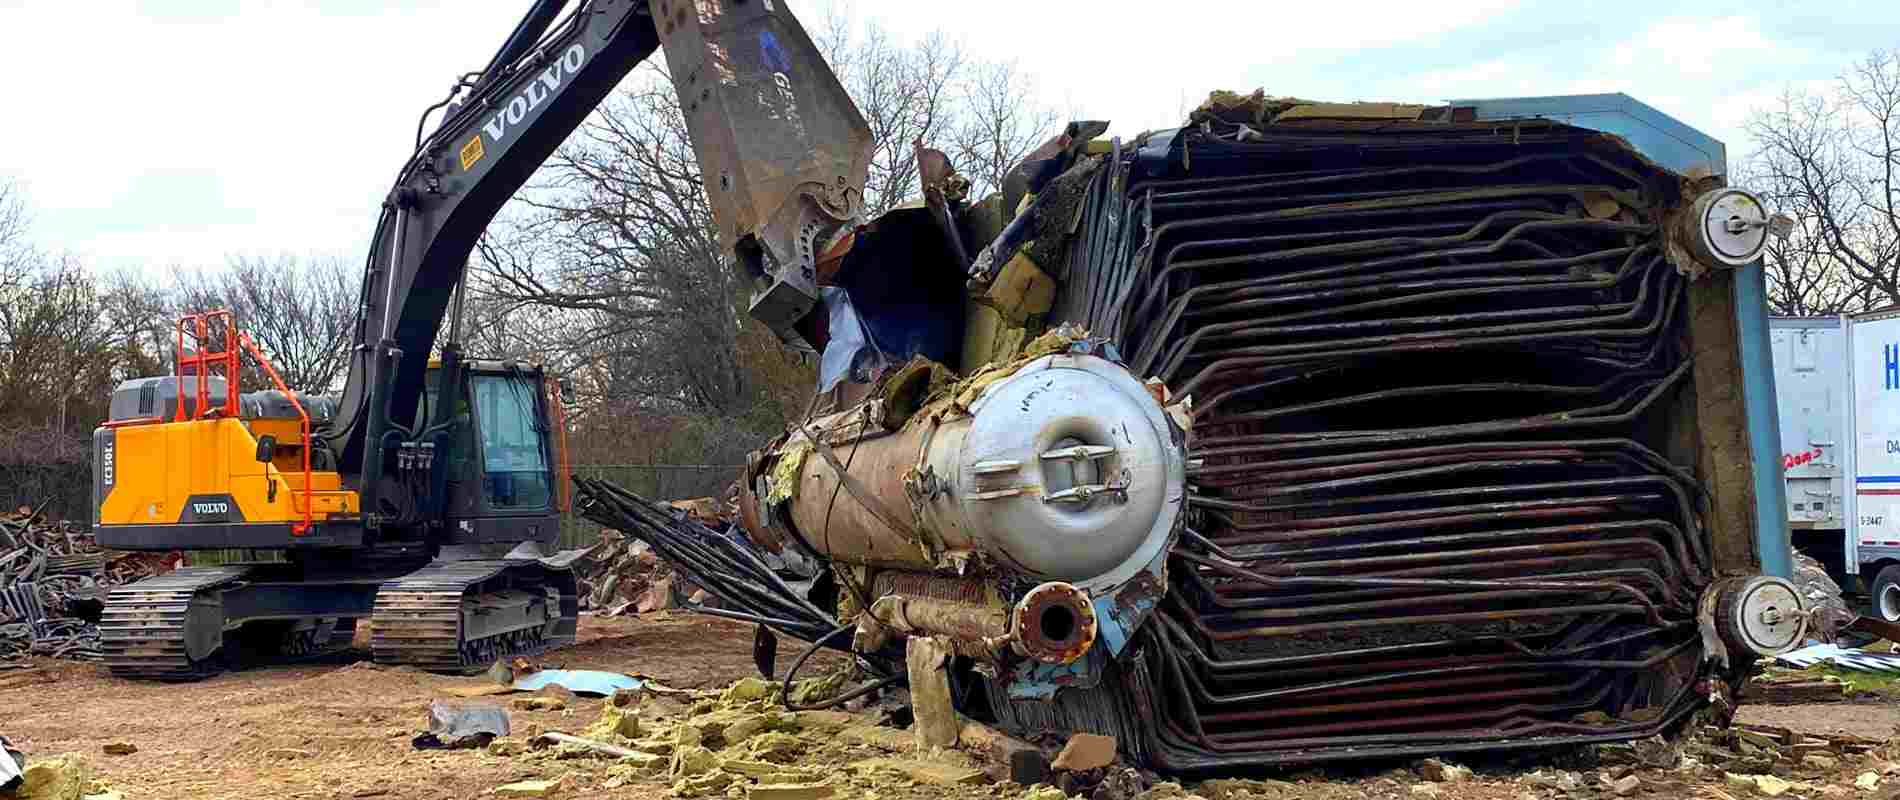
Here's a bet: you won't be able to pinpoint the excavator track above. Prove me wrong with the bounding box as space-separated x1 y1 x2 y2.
100 566 364 680
370 560 576 673
99 566 250 680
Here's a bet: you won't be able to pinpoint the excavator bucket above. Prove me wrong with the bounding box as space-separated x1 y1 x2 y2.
652 0 873 341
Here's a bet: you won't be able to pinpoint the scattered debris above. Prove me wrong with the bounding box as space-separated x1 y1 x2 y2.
1 734 21 792
11 753 90 800
1739 666 1850 704
1775 643 1900 674
960 721 1047 784
1792 553 1855 641
513 696 567 712
1 511 175 663
1051 734 1117 772
1416 758 1473 783
747 783 834 800
574 525 716 615
528 731 651 760
853 757 987 786
413 700 510 750
494 775 567 797
1726 773 1796 797
582 704 643 740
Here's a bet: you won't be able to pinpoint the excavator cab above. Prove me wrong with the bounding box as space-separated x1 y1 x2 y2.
419 360 568 537
92 314 569 553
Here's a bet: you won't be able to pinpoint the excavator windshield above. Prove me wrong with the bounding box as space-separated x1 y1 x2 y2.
471 372 551 509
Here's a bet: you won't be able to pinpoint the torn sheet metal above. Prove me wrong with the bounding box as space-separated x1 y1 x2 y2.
413 700 510 750
1775 643 1900 674
1 734 21 791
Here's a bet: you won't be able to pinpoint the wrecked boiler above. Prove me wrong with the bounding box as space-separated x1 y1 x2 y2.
577 91 1807 770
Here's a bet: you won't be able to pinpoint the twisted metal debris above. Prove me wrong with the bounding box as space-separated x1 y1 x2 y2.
574 96 1793 773
1 513 174 663
574 479 841 644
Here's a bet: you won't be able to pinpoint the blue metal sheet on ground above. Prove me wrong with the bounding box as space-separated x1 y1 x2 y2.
512 669 643 696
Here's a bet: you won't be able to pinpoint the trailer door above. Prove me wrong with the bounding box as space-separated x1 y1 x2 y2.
1850 312 1900 574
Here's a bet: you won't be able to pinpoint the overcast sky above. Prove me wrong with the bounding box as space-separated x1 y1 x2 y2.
2 0 1897 273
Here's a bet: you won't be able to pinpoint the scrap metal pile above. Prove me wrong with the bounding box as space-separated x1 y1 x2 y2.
577 91 1800 773
1 512 174 663
574 500 753 617
576 530 682 616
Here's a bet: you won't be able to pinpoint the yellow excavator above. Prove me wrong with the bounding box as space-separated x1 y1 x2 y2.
90 0 866 678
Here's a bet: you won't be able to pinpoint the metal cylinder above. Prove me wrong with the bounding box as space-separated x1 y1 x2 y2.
1713 575 1807 659
776 352 1186 589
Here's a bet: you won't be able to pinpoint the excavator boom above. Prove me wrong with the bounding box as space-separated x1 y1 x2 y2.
331 0 868 518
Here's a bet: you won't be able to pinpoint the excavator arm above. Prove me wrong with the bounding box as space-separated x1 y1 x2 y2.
325 0 870 526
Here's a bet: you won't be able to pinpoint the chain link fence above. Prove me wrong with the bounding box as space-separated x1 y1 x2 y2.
560 463 740 548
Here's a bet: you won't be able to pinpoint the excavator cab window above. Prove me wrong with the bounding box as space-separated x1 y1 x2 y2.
471 372 552 509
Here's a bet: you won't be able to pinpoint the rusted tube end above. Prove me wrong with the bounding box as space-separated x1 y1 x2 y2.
1713 575 1806 659
1013 582 1098 664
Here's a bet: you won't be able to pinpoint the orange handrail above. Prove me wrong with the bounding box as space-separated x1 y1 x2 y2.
172 309 314 536
236 332 314 536
549 376 572 513
173 311 240 420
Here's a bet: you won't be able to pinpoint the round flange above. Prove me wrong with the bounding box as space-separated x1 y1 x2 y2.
1013 581 1098 665
1718 575 1807 657
1684 188 1771 267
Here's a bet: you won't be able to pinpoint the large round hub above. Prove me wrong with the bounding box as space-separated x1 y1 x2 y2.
1717 575 1807 657
951 353 1185 587
1683 187 1772 267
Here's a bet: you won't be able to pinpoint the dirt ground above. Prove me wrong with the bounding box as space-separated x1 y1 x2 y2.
3 614 1900 800
1 614 810 799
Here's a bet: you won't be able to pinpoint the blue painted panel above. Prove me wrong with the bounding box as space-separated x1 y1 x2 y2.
1450 93 1727 178
1737 261 1795 579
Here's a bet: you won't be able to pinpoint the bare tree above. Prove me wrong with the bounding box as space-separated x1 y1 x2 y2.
0 257 124 452
1745 51 1900 313
816 13 967 213
173 254 358 391
949 59 1063 199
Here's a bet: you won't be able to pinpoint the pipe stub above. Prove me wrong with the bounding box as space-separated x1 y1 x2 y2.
1013 582 1098 665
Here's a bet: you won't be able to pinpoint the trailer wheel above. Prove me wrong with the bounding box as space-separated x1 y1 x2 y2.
1875 565 1900 622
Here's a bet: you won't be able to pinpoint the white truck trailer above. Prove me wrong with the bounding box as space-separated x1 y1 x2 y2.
1772 310 1900 620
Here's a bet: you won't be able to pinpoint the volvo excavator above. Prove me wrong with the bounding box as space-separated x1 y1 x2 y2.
89 0 864 678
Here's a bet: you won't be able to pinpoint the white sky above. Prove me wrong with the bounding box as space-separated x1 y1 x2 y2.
1 0 1896 273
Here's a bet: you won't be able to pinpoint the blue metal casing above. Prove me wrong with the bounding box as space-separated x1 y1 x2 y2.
1450 93 1727 178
